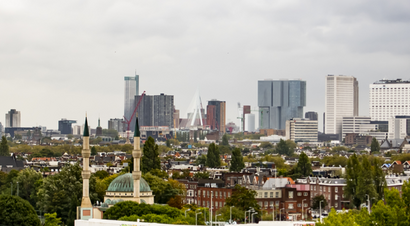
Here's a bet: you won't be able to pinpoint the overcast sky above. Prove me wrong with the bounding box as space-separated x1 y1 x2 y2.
1 0 410 131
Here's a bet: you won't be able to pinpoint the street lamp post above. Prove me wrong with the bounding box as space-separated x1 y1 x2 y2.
210 191 213 226
319 200 324 223
196 211 202 226
249 208 254 224
305 208 310 220
216 214 221 222
185 209 191 218
365 194 370 214
271 205 274 221
302 199 306 220
251 213 257 223
230 206 235 224
280 208 284 221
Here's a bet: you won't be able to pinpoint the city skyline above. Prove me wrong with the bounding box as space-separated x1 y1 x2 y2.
1 1 410 130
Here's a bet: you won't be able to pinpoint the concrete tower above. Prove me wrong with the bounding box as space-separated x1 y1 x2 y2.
80 117 93 219
132 116 142 203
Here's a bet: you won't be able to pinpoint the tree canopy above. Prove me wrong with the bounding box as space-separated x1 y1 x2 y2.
206 143 221 168
142 137 161 173
371 137 380 154
276 139 294 156
0 194 41 226
37 163 99 226
0 136 10 156
230 148 245 172
294 151 312 177
225 184 260 217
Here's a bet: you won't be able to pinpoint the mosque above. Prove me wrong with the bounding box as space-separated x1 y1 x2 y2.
78 116 154 220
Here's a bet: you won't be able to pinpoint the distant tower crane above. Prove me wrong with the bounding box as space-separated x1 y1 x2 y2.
123 91 146 143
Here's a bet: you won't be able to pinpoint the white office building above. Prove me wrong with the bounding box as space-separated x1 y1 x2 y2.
244 113 255 132
388 116 410 140
5 109 21 128
370 79 410 121
325 75 359 135
342 116 376 138
285 118 318 142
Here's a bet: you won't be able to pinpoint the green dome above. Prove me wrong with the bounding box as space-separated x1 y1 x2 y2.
107 173 151 192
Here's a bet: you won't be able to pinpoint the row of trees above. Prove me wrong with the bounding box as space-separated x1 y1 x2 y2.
318 181 410 225
345 154 385 208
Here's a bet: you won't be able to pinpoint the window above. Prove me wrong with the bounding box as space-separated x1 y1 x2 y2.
270 192 273 198
320 187 322 191
304 192 308 196
270 201 273 207
259 202 263 207
207 201 209 207
304 203 308 207
335 187 338 192
220 191 222 198
264 192 268 198
203 201 205 206
288 204 294 209
264 201 268 207
216 192 218 198
275 192 279 198
275 201 279 206
298 192 302 196
297 203 301 207
335 203 338 208
207 191 209 198
224 192 226 198
216 202 218 207
335 195 338 200
289 191 293 199
259 192 262 198
228 192 231 197
220 202 222 207
328 187 330 192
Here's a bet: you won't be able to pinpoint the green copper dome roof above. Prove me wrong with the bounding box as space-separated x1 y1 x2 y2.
107 173 151 192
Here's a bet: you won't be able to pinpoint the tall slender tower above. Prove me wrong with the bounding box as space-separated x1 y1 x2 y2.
81 117 93 219
132 116 141 202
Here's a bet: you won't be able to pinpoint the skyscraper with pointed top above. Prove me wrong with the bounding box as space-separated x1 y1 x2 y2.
80 117 93 219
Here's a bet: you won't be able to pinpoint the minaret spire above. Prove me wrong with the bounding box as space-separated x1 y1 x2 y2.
132 115 142 203
81 116 93 218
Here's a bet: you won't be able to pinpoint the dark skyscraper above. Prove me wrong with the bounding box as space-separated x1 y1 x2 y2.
305 111 318 121
207 100 226 134
58 119 77 134
135 93 174 129
258 80 306 130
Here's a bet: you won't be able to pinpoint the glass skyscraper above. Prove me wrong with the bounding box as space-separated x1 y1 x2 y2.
258 80 306 130
124 75 139 131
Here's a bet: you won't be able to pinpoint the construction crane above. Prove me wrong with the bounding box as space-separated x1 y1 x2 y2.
123 91 146 143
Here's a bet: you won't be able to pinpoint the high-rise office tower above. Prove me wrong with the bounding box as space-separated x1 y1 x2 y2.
5 109 21 127
242 105 251 132
325 75 359 135
305 111 318 121
207 100 226 134
370 79 410 121
58 119 77 134
258 80 306 130
108 118 125 133
124 75 139 131
135 93 174 129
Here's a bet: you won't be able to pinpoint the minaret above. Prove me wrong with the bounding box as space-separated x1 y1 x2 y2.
132 115 142 203
81 117 92 218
